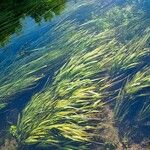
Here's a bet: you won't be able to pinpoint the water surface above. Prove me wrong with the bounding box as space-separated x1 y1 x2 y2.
0 0 150 150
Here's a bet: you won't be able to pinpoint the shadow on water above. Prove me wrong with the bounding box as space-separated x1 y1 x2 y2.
0 0 67 47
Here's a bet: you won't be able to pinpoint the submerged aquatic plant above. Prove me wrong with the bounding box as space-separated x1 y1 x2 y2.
15 29 150 150
0 0 149 149
115 68 150 141
16 40 122 149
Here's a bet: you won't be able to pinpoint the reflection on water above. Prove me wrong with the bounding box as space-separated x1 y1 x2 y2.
0 0 67 47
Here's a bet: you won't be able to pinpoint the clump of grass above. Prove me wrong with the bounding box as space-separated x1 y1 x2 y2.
15 29 150 148
15 40 117 149
0 11 102 111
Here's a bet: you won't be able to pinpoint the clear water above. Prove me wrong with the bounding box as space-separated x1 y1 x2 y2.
0 0 150 149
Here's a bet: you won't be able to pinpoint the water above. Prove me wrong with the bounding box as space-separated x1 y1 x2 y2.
0 0 150 150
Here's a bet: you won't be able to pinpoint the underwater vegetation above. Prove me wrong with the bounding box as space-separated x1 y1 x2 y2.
0 0 150 149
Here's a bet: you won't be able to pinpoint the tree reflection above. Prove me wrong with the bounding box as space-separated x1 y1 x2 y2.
0 0 67 46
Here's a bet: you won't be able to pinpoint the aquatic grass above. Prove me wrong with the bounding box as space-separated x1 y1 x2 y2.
15 39 122 149
0 2 126 111
0 49 65 110
115 68 150 119
0 15 102 110
0 0 149 149
111 33 150 75
114 68 150 141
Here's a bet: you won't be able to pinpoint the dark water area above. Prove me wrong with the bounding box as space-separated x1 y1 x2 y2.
0 0 150 150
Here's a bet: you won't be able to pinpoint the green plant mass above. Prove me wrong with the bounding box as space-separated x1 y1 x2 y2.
0 0 150 150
